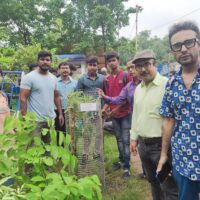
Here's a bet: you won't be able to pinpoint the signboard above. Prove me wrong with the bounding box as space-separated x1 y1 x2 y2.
80 103 97 112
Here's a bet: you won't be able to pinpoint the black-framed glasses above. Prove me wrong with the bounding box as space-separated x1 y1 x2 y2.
135 61 153 71
170 38 199 52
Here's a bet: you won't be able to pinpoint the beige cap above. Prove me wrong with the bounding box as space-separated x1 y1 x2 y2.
132 49 156 63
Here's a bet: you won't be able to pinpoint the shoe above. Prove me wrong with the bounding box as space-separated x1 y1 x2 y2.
123 169 131 179
112 161 123 170
137 173 146 179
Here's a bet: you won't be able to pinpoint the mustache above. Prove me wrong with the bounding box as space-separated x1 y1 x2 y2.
140 72 148 76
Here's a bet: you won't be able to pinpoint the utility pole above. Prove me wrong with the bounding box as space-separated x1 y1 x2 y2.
135 5 142 51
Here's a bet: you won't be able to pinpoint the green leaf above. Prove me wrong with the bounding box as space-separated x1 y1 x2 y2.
90 175 101 186
65 134 71 146
50 129 57 145
25 184 41 193
41 128 49 136
31 176 44 182
33 137 42 146
70 155 77 172
51 146 58 159
59 131 64 146
61 153 70 166
43 157 53 166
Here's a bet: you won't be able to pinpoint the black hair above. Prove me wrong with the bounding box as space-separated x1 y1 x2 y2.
37 50 52 61
69 63 77 71
28 63 38 72
49 68 57 74
86 55 99 64
58 61 70 69
169 21 200 43
105 51 119 61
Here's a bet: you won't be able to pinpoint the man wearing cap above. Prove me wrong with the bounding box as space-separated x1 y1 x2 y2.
130 49 178 200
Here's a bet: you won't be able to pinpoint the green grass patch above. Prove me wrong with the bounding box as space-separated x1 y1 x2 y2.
103 131 151 200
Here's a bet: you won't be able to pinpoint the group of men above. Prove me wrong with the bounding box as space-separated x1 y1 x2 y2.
20 20 200 200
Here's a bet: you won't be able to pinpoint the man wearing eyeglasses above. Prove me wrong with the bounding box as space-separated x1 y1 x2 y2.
157 21 200 200
130 49 178 200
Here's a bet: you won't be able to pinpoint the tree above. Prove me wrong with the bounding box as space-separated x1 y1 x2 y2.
0 0 41 46
135 30 175 63
71 0 136 53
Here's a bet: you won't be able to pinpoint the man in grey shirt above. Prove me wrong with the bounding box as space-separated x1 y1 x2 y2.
20 50 64 143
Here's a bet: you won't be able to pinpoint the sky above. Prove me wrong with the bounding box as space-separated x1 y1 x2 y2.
119 0 200 39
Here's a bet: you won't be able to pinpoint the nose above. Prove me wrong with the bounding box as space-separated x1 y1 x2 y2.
141 66 146 72
181 44 187 52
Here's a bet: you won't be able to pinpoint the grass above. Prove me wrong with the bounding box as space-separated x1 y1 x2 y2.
103 131 151 200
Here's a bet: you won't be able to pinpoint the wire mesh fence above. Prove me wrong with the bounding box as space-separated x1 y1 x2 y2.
66 90 105 187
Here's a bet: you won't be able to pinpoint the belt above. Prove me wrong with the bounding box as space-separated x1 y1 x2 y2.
138 136 162 144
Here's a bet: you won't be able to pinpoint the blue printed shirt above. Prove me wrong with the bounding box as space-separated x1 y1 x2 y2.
57 76 77 109
160 66 200 181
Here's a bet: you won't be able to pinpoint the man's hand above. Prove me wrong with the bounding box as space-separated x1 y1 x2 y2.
101 109 108 119
97 88 105 98
107 110 117 118
59 114 64 126
130 139 138 156
156 154 168 173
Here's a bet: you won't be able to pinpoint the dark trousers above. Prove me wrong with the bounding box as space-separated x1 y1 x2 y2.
112 113 131 170
55 110 66 145
29 121 50 145
138 138 178 200
55 109 66 133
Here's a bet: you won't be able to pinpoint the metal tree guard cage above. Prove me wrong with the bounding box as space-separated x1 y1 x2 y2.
66 90 105 187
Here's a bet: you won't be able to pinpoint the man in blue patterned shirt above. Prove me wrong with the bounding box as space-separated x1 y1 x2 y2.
157 21 200 200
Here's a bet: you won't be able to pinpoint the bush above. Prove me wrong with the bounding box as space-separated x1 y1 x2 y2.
0 113 102 199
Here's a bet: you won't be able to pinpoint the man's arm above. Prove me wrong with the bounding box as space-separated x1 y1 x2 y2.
157 117 175 172
20 88 30 115
54 90 64 126
98 86 127 105
76 77 84 90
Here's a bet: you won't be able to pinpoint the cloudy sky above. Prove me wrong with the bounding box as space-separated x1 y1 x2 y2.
119 0 200 39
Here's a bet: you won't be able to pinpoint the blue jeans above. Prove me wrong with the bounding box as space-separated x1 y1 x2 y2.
112 113 131 169
173 169 200 200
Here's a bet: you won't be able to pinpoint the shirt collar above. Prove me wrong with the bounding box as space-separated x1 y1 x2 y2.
86 73 99 79
174 65 200 82
141 72 162 87
58 76 72 83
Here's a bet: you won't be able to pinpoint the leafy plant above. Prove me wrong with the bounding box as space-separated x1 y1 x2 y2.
0 113 102 199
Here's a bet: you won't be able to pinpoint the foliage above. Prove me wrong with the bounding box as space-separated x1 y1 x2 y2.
103 131 150 200
113 37 136 65
0 0 135 54
0 113 102 199
136 30 175 63
13 43 41 71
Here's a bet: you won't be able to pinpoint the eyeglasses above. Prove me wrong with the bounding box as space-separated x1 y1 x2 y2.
127 66 135 71
135 61 153 71
170 38 199 52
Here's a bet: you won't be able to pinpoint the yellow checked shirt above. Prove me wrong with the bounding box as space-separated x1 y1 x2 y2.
130 72 168 140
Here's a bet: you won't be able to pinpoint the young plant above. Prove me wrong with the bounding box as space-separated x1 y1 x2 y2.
0 113 102 200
